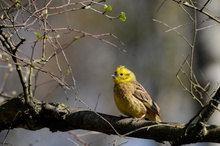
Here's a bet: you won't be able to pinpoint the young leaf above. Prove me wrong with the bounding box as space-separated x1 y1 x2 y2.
118 12 126 22
104 4 112 12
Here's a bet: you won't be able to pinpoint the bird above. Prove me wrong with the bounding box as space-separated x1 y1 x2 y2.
111 65 161 122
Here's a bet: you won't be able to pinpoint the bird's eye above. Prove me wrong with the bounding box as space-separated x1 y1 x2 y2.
120 73 123 76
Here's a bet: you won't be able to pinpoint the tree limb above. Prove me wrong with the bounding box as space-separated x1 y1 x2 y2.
0 94 220 145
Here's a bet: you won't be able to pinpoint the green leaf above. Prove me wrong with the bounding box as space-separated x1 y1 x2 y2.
118 12 126 22
15 0 21 7
104 4 112 12
34 32 51 40
34 32 44 40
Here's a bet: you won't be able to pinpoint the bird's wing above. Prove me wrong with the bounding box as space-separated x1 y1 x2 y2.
132 81 160 115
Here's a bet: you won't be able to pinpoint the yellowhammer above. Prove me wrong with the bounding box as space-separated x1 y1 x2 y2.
112 65 161 122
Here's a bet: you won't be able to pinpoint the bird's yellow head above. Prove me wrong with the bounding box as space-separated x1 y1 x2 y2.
112 65 136 83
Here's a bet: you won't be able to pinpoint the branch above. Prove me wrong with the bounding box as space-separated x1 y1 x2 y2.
171 87 220 146
0 95 220 145
199 89 220 123
173 0 220 24
0 29 31 105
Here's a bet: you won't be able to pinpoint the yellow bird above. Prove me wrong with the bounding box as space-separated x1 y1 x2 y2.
112 65 161 122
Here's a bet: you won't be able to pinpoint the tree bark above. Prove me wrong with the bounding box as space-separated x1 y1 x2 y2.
0 94 220 145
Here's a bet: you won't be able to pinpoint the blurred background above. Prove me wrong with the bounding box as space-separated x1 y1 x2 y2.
0 0 220 145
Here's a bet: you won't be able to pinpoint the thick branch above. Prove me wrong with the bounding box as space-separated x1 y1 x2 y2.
0 96 220 145
199 89 220 123
170 88 220 146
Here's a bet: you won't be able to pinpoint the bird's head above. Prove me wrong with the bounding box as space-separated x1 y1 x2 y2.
111 65 136 83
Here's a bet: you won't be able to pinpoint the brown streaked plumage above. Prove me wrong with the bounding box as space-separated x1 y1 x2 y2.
112 65 161 122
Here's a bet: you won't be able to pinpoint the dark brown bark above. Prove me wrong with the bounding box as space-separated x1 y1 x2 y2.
1 91 220 145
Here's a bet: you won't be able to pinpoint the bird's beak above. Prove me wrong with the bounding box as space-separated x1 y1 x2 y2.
111 73 116 77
